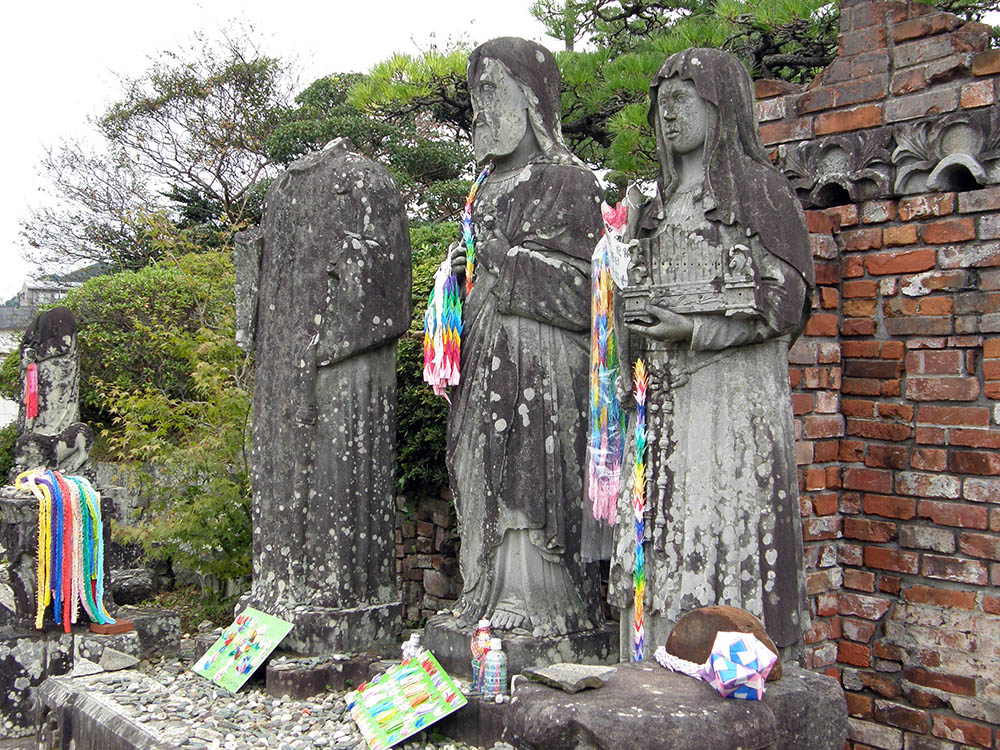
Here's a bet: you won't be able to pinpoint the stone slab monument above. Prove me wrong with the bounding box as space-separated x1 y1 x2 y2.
236 138 411 654
607 49 814 659
12 307 93 476
423 36 618 676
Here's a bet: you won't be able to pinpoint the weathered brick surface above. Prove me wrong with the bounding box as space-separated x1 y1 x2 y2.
756 2 1000 747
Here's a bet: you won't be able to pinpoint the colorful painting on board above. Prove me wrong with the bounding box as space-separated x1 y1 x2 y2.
347 650 467 750
191 607 293 693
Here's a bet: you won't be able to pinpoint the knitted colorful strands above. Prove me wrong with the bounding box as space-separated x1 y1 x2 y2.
422 262 463 400
422 165 491 399
462 165 492 295
15 468 115 631
25 362 38 420
587 202 629 524
631 359 649 662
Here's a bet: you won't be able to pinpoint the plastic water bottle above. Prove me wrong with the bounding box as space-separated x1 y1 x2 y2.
480 638 507 696
470 618 491 687
401 632 421 661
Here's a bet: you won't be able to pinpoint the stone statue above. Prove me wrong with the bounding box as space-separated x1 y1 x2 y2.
235 138 411 653
443 38 606 637
608 49 814 658
13 307 93 474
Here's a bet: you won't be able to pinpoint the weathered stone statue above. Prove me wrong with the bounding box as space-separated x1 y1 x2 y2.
608 49 814 658
442 38 606 638
13 307 93 474
235 138 411 653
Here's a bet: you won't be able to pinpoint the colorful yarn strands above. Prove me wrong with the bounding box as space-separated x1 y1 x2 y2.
422 165 491 399
25 362 38 420
16 468 115 632
588 202 629 523
462 165 492 295
631 359 649 662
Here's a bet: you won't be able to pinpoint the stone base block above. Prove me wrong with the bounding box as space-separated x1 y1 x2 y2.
239 598 402 655
438 662 846 750
115 607 181 660
422 614 619 679
0 627 73 739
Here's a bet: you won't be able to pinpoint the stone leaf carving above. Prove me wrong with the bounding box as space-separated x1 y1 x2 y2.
778 128 892 207
893 109 1000 195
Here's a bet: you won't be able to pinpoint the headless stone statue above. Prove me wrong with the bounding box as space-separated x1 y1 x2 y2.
442 38 606 638
235 138 411 653
13 307 93 475
608 49 814 660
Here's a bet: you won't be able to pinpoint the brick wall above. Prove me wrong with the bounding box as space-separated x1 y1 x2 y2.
757 1 1000 747
395 489 461 624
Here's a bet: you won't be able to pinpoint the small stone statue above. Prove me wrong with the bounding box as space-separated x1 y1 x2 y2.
235 138 411 653
608 49 814 658
13 307 93 474
444 37 606 636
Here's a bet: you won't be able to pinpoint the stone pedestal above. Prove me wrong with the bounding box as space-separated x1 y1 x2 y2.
236 596 401 655
0 627 73 739
437 662 847 750
422 613 618 679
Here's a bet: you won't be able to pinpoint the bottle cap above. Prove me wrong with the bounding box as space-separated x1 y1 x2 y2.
478 618 491 629
489 638 502 650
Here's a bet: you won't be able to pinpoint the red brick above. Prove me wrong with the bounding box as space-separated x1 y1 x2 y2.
865 444 909 469
803 516 842 541
812 493 839 516
847 419 912 442
842 398 876 418
885 85 959 122
949 428 1000 449
898 472 961 499
815 261 840 286
902 584 976 609
883 224 918 247
759 118 812 145
905 667 977 696
916 404 990 426
840 439 867 462
898 193 955 221
805 210 838 233
837 640 871 667
845 691 873 718
843 568 876 592
911 448 947 471
922 553 989 584
958 532 1000 560
839 592 893 620
937 241 1000 269
803 414 845 438
873 700 929 733
881 341 906 359
842 298 877 317
814 104 883 135
963 477 1000 502
807 567 842 594
918 296 952 315
864 494 916 519
814 440 839 462
843 280 878 299
984 594 1000 614
840 26 886 57
950 449 1000 475
891 13 961 43
919 498 984 528
971 49 1000 76
842 318 877 336
844 518 897 542
865 248 937 275
842 617 878 643
844 467 892 493
839 543 864 566
818 285 839 307
959 187 1000 214
906 376 980 401
865 545 919 573
907 349 964 377
961 79 994 108
931 714 992 747
862 200 895 224
804 313 838 337
843 227 883 251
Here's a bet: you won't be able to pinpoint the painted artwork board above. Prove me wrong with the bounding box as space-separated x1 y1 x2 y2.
191 607 293 693
347 650 467 750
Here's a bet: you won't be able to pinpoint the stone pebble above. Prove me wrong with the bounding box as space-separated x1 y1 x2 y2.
67 638 513 750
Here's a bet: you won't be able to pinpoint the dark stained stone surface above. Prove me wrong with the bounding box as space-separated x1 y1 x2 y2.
666 605 783 681
234 138 411 653
0 628 73 740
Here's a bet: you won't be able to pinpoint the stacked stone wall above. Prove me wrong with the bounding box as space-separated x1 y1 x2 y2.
395 490 461 624
757 1 1000 747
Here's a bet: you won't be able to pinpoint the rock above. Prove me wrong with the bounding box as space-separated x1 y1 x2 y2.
98 647 140 672
109 567 155 605
665 606 783 681
520 663 617 693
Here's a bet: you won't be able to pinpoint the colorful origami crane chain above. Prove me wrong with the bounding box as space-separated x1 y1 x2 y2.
462 165 492 295
631 359 649 662
16 468 115 632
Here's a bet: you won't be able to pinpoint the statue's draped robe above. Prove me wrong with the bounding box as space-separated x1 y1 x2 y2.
245 143 410 612
446 161 606 634
609 215 811 654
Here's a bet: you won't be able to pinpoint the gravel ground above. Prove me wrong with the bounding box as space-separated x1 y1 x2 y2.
65 635 511 750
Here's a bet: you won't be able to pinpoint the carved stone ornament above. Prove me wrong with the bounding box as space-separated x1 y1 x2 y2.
777 128 892 208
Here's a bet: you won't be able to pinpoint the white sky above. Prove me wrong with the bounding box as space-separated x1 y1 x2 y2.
0 0 548 301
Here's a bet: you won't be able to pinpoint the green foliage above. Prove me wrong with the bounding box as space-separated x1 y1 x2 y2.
0 421 15 479
395 222 458 493
0 349 17 403
135 586 241 632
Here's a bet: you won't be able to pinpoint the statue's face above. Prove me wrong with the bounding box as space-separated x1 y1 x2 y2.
471 57 529 163
656 77 707 156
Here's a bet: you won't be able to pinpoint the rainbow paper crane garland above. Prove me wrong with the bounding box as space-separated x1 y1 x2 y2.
422 166 491 398
16 468 116 632
587 202 629 524
631 358 649 662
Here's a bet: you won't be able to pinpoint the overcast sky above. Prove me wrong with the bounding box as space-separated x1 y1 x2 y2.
0 0 547 300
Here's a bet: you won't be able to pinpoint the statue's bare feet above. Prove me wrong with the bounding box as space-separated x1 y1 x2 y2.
491 604 529 631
